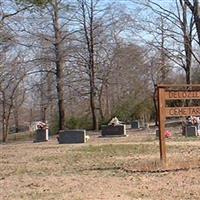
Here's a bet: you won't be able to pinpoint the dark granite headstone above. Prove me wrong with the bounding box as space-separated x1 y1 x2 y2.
58 130 86 144
34 129 48 142
131 121 140 129
101 125 126 136
156 129 159 138
185 126 198 137
182 126 186 136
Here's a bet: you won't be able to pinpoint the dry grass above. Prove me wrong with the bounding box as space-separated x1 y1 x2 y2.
0 130 200 200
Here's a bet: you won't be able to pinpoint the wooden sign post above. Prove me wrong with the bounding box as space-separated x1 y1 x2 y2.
158 86 167 163
157 84 200 165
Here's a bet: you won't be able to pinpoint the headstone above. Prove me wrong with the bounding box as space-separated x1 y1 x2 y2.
156 129 159 137
34 129 48 142
197 124 200 136
101 125 126 136
144 123 149 129
185 126 198 137
131 121 140 129
58 130 87 144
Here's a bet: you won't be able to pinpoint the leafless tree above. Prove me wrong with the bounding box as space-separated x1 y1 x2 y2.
0 54 27 142
133 0 199 84
18 0 76 130
75 0 110 130
184 0 200 46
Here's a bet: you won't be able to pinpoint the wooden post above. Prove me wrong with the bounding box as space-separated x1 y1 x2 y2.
158 86 167 164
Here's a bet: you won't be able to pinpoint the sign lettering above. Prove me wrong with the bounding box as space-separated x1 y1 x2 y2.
165 91 200 100
165 107 200 117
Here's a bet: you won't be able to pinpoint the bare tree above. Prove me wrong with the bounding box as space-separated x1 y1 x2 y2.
134 0 198 84
18 0 76 130
0 54 26 142
12 77 26 133
75 0 107 130
52 0 65 130
184 0 200 46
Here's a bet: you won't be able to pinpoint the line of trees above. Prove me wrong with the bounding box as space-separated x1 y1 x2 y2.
0 0 199 142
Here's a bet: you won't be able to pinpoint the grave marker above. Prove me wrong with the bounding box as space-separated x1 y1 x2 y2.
34 129 48 142
101 125 126 136
131 121 140 129
58 130 87 144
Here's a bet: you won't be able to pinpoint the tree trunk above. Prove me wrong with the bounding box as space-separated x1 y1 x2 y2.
185 0 200 46
160 16 168 83
29 108 33 127
193 0 200 46
53 0 65 130
105 83 111 118
185 68 191 84
2 123 8 143
153 86 158 126
89 70 97 130
2 91 7 142
39 77 46 122
179 0 192 84
89 0 97 130
98 84 105 121
2 102 7 142
14 108 19 133
2 108 11 142
81 0 97 130
56 71 65 130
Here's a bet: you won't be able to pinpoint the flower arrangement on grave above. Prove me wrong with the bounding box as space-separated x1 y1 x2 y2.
164 130 172 138
108 117 122 126
36 121 47 130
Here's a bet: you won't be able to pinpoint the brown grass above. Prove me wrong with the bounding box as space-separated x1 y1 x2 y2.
0 130 200 200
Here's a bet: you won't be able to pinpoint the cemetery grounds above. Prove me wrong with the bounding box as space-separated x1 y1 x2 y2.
0 127 200 200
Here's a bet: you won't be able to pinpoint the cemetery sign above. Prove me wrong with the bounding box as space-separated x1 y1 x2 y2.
157 84 200 164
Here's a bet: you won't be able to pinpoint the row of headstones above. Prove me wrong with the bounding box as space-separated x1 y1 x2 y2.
156 124 200 138
134 121 199 136
34 121 142 143
34 121 200 143
34 124 128 143
34 129 88 143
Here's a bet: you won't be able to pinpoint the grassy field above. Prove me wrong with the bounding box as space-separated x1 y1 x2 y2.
0 129 200 200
